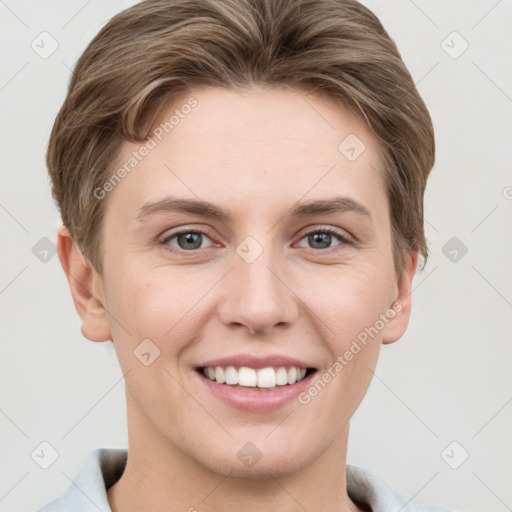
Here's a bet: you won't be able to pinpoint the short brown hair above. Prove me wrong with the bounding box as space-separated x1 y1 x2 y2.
47 0 435 275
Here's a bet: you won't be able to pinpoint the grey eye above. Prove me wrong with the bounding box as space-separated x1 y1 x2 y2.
163 230 212 251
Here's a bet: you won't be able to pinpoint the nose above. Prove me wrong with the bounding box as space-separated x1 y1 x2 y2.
217 243 299 336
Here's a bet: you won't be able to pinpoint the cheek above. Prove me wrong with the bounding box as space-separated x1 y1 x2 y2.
128 278 195 340
298 278 386 436
104 265 198 357
302 262 393 346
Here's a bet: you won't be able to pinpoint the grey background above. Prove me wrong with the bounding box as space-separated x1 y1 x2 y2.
1 1 511 511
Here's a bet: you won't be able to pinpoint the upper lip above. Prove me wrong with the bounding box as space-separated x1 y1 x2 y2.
197 353 316 370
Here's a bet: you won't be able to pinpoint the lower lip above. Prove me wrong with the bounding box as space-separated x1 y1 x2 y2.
195 370 316 412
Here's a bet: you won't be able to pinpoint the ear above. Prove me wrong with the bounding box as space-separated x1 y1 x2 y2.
381 250 418 345
57 225 112 342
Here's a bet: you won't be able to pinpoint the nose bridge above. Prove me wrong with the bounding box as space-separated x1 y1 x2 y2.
220 234 298 334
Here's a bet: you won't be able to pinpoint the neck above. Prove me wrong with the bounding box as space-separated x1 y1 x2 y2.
108 397 364 512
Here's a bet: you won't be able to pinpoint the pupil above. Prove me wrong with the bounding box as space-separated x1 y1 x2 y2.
310 232 330 249
179 232 201 250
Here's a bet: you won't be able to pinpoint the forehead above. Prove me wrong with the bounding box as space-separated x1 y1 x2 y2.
107 85 387 223
146 84 381 164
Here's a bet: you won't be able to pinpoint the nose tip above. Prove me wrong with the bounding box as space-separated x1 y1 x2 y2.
218 254 299 335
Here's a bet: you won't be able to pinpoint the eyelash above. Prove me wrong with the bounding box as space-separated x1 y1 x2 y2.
160 227 352 253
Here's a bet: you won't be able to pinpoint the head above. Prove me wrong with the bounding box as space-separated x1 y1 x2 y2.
50 0 435 479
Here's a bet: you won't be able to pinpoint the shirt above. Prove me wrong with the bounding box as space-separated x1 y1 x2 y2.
36 448 455 512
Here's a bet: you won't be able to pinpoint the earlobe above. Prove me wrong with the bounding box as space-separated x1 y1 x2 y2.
381 251 418 345
57 225 112 342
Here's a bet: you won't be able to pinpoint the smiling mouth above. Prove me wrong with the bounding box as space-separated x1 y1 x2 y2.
196 365 317 390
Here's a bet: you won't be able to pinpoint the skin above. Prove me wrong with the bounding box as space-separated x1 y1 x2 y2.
58 85 417 512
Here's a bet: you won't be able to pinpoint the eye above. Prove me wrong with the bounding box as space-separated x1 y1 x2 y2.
296 227 351 251
160 226 352 253
161 229 214 251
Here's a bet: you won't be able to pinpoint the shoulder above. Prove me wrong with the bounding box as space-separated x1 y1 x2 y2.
35 448 127 512
346 464 456 512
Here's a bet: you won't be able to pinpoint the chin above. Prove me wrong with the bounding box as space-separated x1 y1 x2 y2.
194 441 312 480
208 456 305 480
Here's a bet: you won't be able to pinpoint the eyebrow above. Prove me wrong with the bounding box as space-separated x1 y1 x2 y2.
135 195 372 223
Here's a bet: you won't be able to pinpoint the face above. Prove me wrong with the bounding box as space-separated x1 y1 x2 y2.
66 85 416 478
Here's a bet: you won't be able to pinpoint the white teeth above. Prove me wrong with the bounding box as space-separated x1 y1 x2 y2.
276 367 288 385
257 367 276 388
225 365 238 385
238 367 257 386
201 365 310 388
215 366 225 384
287 367 297 385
